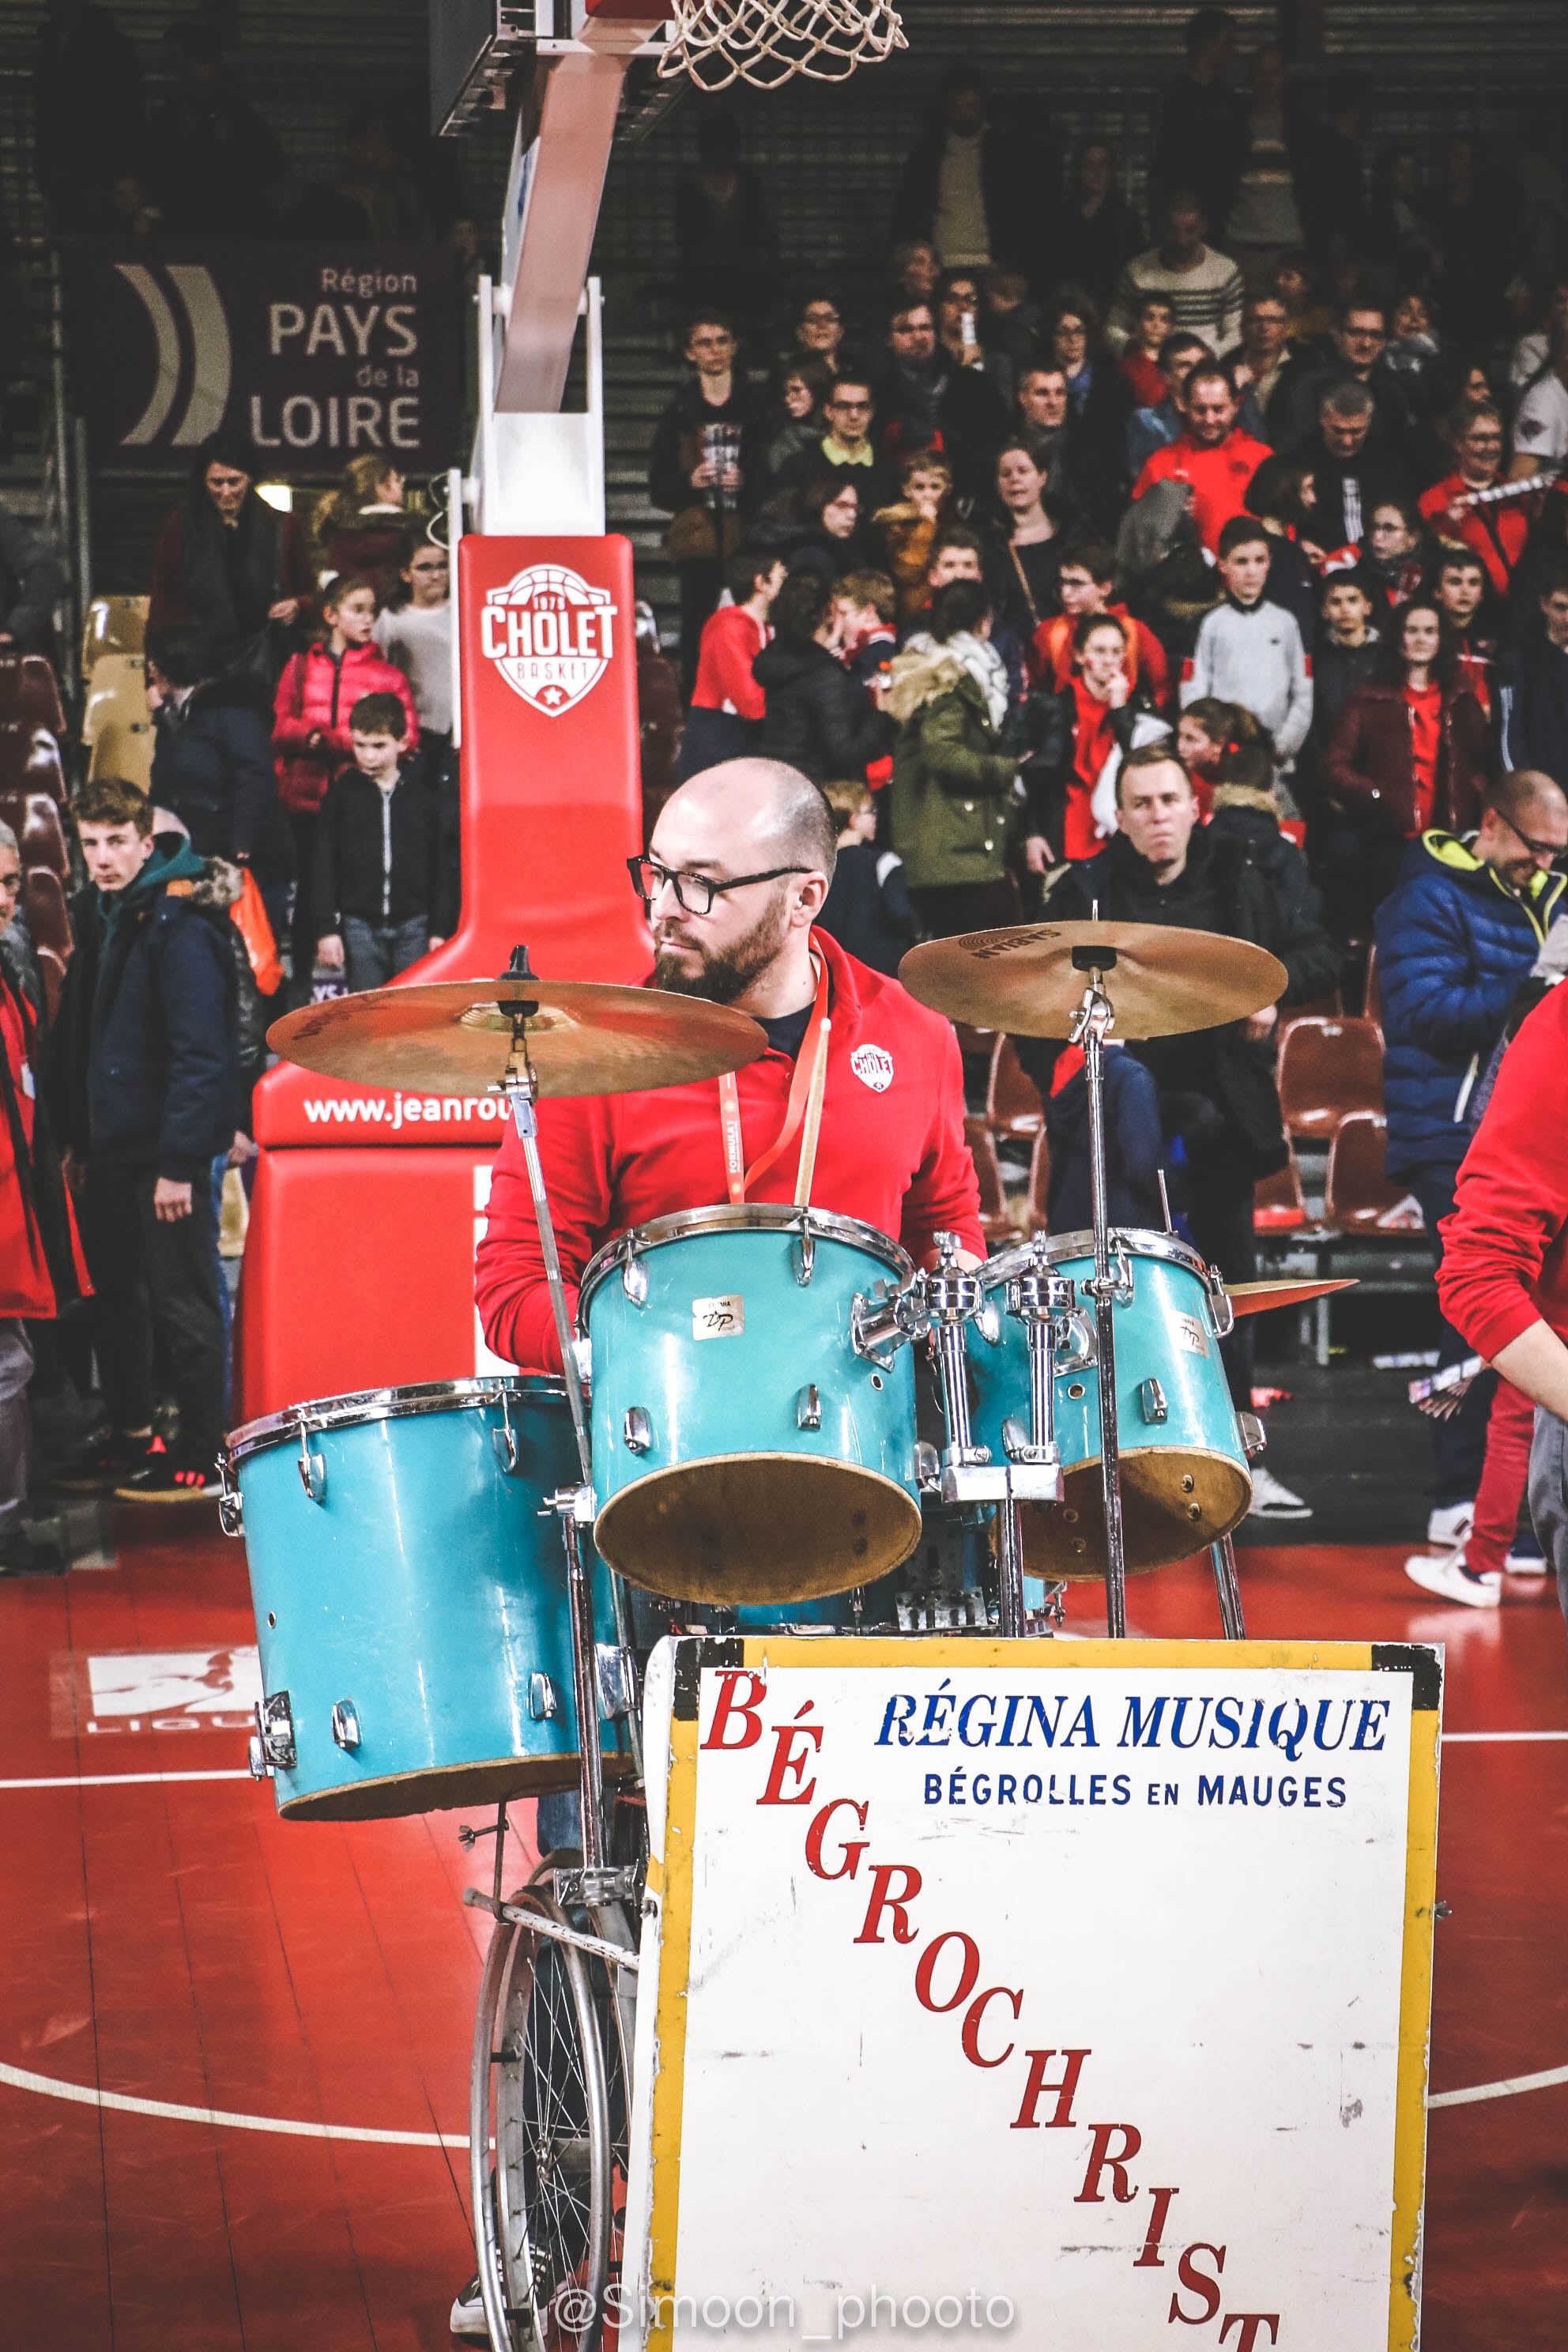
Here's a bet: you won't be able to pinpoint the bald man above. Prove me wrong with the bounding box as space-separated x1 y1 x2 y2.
1377 767 1568 1574
476 759 983 1374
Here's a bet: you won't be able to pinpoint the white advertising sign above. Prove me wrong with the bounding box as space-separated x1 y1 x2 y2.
626 1637 1439 2352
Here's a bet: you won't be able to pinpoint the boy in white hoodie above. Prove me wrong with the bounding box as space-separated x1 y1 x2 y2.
1182 516 1313 802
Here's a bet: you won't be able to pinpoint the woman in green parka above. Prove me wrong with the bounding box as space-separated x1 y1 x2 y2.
887 577 1023 938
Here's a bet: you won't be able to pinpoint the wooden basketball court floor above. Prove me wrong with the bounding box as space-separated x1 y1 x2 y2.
1 1510 1563 2350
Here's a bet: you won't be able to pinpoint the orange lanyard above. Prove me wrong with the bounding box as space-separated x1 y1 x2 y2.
718 953 831 1204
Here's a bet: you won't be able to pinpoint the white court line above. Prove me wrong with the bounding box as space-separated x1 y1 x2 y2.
1441 1731 1568 1743
0 2059 467 2148
1430 2063 1568 2109
0 1770 254 1788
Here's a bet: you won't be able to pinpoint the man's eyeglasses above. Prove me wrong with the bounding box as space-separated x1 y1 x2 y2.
629 858 808 916
1498 812 1568 865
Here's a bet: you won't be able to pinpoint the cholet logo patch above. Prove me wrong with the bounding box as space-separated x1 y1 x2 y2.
479 563 618 715
851 1043 895 1092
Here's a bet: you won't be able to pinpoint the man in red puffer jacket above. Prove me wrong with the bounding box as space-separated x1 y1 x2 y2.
271 573 416 997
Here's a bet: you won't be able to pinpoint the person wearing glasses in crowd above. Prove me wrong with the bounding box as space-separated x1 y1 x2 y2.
475 757 984 1377
782 364 899 514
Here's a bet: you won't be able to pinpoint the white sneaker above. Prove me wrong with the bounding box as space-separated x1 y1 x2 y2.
450 2277 488 2341
1404 1548 1502 1608
1427 1500 1475 1547
1247 1465 1312 1520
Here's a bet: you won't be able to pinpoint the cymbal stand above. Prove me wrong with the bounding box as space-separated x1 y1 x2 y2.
1069 950 1130 1638
1210 1533 1247 1640
496 948 637 1900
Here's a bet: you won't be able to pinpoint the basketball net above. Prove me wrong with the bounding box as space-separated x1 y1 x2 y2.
658 0 906 90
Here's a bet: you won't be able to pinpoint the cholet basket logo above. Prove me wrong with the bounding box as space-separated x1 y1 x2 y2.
480 563 619 716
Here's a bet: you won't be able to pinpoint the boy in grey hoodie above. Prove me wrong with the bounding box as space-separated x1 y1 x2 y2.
1182 515 1313 803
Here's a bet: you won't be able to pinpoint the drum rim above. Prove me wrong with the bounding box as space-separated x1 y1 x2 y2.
224 1374 565 1464
982 1225 1210 1289
579 1201 913 1317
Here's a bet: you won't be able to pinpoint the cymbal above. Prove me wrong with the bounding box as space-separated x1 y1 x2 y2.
900 921 1287 1040
1223 1277 1357 1318
267 977 767 1099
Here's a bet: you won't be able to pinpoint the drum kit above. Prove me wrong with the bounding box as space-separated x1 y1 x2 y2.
220 922 1349 2350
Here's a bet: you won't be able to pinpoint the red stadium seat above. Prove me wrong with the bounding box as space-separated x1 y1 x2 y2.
0 654 64 734
1276 1016 1384 1142
1323 1113 1424 1234
0 723 65 801
965 1114 1018 1249
1253 1140 1310 1231
21 869 72 1020
0 791 69 880
984 1036 1045 1140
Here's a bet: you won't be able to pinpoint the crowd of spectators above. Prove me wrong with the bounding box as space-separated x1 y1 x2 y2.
6 6 1568 1568
0 421 458 1537
648 16 1568 1550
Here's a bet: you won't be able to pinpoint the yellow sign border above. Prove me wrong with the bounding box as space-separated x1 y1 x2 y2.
643 1637 1439 2352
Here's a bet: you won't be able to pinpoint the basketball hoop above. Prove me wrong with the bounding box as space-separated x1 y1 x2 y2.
657 0 906 91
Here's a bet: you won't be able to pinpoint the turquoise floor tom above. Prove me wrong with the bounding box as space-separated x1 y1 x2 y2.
223 1378 630 1822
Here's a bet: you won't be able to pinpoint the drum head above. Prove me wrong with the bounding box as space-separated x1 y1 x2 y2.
594 1455 922 1606
1008 1446 1252 1578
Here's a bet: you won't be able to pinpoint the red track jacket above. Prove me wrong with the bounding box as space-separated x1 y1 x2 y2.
475 929 983 1374
1438 982 1568 1360
1132 428 1274 554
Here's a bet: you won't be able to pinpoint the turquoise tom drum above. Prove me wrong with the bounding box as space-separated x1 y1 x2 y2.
579 1205 922 1607
966 1229 1252 1576
223 1378 630 1822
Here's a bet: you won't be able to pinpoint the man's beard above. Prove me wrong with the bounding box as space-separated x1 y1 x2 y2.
652 895 790 1005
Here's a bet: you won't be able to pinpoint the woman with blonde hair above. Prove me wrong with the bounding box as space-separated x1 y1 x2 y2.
311 454 411 605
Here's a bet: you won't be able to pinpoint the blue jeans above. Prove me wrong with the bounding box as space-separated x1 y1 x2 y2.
341 914 430 994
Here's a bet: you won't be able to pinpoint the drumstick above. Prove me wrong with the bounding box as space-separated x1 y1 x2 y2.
793 1016 831 1208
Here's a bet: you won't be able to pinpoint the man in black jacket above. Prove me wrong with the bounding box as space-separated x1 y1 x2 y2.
1016 741 1340 1518
147 621 294 946
647 311 763 698
46 779 238 1500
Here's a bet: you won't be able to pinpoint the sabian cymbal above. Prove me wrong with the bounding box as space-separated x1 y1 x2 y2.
900 921 1288 1040
267 976 767 1099
1223 1277 1357 1318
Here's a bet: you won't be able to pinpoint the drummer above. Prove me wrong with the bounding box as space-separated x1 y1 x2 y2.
475 758 985 1370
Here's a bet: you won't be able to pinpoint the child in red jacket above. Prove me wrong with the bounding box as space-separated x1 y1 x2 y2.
272 575 416 993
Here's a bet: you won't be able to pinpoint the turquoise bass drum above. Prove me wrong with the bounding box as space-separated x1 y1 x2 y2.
223 1378 630 1822
967 1229 1252 1576
579 1205 922 1607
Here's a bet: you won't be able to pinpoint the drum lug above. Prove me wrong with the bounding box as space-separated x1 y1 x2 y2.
974 1299 1002 1346
795 1383 822 1431
622 1406 654 1455
595 1643 639 1721
793 1219 816 1287
296 1427 326 1503
330 1699 362 1752
247 1734 270 1781
621 1254 649 1306
216 1460 243 1538
492 1386 519 1474
253 1690 296 1773
915 1441 942 1494
1238 1409 1267 1461
1206 1268 1237 1338
1139 1378 1169 1427
527 1672 560 1722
